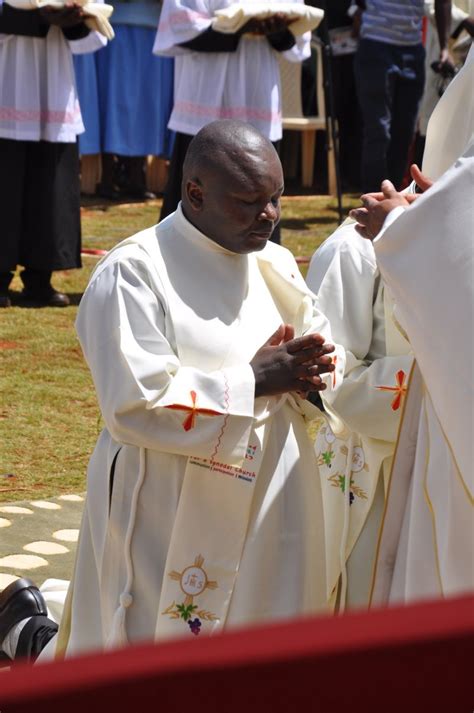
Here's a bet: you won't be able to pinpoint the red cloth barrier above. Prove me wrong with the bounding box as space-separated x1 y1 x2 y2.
1 595 473 712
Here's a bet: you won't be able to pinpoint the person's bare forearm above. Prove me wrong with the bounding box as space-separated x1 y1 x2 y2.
435 0 452 60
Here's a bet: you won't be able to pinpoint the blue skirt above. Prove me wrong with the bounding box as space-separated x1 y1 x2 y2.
74 52 102 155
96 25 174 157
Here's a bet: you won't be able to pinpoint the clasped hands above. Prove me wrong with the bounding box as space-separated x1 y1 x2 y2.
349 164 434 241
251 324 335 398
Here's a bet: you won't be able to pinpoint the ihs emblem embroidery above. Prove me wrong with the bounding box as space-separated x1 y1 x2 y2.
162 555 219 635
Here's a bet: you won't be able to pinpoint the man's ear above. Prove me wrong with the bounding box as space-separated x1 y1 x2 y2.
185 178 204 212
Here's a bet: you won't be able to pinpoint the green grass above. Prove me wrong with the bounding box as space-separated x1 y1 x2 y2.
0 194 358 502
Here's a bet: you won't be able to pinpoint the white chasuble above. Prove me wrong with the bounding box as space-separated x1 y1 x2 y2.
54 206 344 657
370 146 474 605
307 221 413 610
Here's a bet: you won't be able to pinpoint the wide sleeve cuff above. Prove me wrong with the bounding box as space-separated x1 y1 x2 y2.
267 28 296 52
62 22 91 40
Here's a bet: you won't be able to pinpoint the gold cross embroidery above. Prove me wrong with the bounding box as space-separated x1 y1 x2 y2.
168 554 218 607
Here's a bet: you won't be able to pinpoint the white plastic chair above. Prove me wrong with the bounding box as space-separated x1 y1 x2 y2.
278 41 337 194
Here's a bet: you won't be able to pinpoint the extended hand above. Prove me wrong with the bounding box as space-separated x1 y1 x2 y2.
250 324 335 398
40 4 84 28
349 180 410 240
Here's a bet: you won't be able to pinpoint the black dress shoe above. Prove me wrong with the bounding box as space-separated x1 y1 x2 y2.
126 188 157 201
0 292 11 308
96 182 121 200
0 578 48 643
20 288 70 307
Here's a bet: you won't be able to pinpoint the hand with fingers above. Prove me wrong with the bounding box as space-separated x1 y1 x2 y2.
349 166 435 240
349 180 409 241
250 324 335 398
410 164 434 193
40 3 85 27
354 164 434 204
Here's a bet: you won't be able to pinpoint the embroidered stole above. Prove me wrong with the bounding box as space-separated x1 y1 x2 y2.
153 247 301 638
317 287 411 607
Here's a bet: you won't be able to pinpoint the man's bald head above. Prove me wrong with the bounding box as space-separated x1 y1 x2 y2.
182 120 278 187
181 120 284 254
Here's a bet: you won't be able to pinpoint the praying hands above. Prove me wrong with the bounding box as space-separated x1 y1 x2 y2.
251 324 335 397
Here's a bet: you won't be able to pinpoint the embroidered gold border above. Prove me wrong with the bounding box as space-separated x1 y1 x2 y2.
368 360 417 606
421 395 444 597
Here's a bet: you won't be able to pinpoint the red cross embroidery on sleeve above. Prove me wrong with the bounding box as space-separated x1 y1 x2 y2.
376 369 407 411
164 390 224 431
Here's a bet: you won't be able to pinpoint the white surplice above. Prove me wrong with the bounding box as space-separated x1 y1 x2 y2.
51 206 345 657
370 144 474 605
6 0 114 39
152 0 312 141
307 222 413 610
0 0 107 143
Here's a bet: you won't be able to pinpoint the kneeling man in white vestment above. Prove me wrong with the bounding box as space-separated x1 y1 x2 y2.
0 120 345 663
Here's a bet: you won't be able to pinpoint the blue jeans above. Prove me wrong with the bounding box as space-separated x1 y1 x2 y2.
354 39 425 192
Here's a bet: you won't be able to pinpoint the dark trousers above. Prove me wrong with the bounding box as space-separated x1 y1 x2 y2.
354 39 425 192
160 132 282 244
0 138 82 290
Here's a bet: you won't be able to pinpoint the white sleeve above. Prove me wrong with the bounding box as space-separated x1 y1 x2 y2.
282 30 311 62
68 0 109 52
282 0 312 62
69 32 107 54
153 0 213 56
308 224 413 442
76 256 256 464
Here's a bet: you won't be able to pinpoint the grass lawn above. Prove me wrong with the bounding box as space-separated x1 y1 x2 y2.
0 193 358 502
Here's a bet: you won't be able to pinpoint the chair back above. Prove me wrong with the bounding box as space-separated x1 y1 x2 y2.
278 40 326 120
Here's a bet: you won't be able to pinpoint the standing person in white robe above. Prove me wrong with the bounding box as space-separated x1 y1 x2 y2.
306 215 414 612
153 0 323 244
419 0 472 138
307 43 474 610
0 0 108 307
0 120 346 664
348 46 474 602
